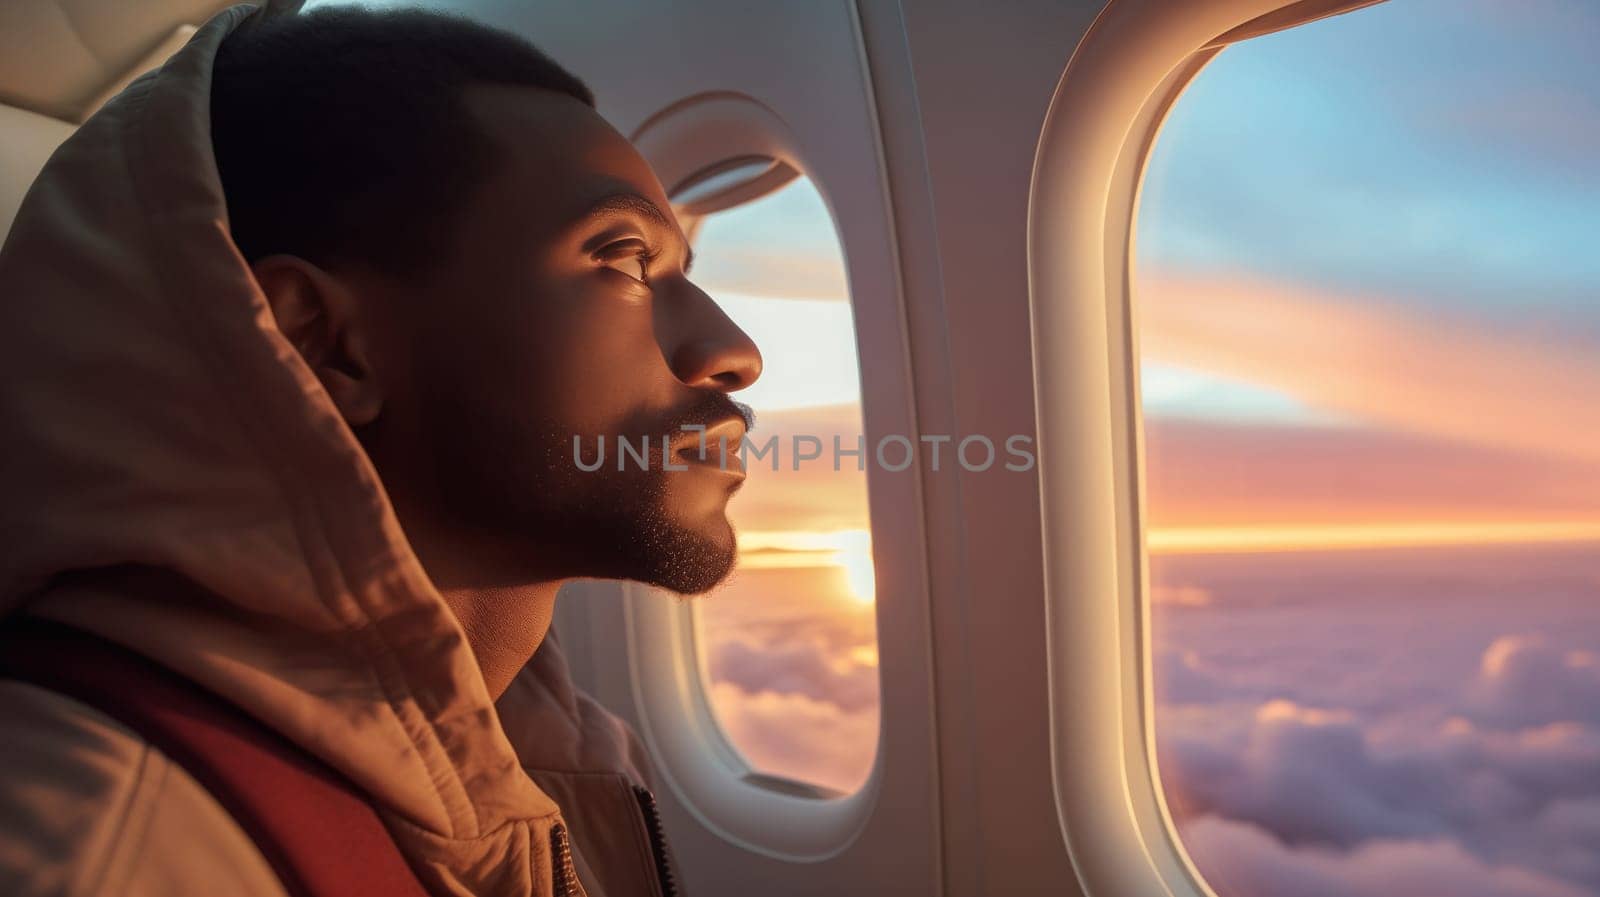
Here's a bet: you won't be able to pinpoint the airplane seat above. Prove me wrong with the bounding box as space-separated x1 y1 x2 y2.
0 0 231 241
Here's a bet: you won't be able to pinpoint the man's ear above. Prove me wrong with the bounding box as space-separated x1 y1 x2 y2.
250 255 384 427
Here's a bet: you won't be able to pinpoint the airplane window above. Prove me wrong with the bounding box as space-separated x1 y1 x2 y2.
1136 3 1600 896
687 176 879 796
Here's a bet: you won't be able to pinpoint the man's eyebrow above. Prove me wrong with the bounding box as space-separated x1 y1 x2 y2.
580 192 696 274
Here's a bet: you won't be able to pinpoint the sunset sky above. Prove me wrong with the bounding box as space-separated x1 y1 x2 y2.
1137 3 1600 895
688 1 1600 892
1136 0 1600 550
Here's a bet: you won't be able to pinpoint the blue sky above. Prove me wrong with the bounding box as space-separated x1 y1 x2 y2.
1139 0 1600 324
1136 0 1600 427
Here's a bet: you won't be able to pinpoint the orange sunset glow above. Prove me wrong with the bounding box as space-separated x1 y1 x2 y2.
1148 522 1600 555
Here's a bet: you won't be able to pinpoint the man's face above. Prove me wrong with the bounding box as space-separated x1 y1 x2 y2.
362 84 761 594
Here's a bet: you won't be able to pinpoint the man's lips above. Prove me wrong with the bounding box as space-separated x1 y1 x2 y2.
671 415 747 473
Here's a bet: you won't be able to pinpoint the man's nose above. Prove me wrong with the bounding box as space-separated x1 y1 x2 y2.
662 282 763 391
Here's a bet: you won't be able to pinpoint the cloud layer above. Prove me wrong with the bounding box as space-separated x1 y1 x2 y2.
1153 556 1600 896
698 565 879 793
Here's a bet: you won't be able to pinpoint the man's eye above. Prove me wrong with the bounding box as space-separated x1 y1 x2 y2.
598 241 653 283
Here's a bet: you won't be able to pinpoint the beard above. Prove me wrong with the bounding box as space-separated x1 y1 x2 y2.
538 455 738 595
419 389 746 596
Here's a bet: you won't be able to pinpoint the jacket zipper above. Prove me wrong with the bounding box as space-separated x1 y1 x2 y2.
550 822 583 897
632 785 680 897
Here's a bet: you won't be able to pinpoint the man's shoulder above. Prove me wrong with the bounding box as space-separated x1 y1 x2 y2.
0 680 288 897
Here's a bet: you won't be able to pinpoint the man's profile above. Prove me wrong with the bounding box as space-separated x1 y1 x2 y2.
0 3 759 896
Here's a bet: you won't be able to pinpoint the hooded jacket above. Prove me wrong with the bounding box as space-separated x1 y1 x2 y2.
0 4 672 895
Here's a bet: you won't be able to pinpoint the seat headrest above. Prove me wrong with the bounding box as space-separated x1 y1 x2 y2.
0 0 233 122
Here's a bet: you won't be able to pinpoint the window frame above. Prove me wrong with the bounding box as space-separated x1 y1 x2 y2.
1028 1 1383 895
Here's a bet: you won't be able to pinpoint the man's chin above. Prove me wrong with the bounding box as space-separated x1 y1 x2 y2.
635 528 736 595
526 466 739 594
644 560 734 596
599 509 737 597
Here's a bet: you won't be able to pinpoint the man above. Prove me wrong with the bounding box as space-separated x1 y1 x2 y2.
0 2 759 896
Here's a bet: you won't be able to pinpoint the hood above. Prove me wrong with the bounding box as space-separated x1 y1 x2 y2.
0 3 575 893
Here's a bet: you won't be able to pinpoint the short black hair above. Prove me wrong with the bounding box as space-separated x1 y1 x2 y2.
211 7 594 275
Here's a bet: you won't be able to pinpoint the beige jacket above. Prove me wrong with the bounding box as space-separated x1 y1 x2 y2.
0 4 672 896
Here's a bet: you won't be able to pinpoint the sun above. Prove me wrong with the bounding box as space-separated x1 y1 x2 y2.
831 530 876 606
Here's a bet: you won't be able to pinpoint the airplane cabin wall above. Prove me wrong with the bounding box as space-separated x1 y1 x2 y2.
882 3 1104 894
